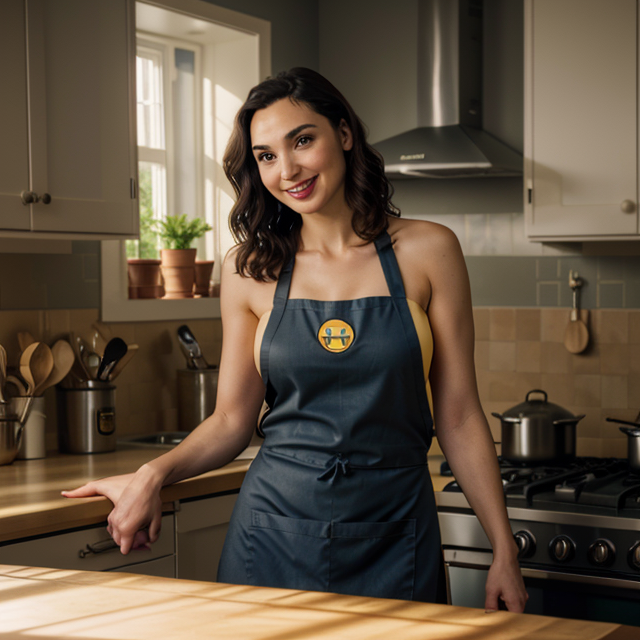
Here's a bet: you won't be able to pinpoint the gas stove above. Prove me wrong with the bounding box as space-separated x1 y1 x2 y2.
437 457 640 626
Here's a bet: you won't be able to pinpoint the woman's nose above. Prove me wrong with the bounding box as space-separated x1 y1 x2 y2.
280 154 299 181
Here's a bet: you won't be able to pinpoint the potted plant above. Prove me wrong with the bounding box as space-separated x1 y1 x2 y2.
127 208 163 299
155 214 212 299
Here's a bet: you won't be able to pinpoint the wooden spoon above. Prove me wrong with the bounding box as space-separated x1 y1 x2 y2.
564 270 589 354
17 331 36 353
19 342 54 397
35 339 75 395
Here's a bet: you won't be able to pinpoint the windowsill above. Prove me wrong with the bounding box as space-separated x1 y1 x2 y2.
101 239 221 322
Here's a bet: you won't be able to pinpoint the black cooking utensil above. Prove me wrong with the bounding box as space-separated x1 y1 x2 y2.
97 338 128 381
177 325 209 370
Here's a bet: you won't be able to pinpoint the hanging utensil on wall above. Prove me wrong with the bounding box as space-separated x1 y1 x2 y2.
563 269 590 354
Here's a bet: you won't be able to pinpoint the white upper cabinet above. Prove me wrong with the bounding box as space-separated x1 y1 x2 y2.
0 0 137 238
524 0 640 240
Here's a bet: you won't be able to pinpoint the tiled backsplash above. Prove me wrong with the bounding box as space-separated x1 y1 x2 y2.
453 307 640 459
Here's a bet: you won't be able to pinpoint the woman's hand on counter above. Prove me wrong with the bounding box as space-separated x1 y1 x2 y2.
61 464 163 555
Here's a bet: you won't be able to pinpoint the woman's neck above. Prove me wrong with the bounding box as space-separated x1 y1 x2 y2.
298 209 364 257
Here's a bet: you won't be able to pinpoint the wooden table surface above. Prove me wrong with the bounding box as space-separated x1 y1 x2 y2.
0 564 634 640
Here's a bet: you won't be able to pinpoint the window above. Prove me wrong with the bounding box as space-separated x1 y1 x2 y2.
101 0 270 321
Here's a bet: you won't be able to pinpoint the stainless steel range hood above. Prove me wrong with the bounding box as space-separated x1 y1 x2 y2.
374 0 522 179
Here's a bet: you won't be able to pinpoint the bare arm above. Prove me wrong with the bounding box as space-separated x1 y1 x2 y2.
62 251 266 553
423 225 527 613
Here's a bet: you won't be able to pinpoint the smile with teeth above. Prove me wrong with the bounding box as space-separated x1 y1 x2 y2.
285 175 318 198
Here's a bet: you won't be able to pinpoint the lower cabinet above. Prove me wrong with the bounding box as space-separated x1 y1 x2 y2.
176 491 238 582
0 514 176 578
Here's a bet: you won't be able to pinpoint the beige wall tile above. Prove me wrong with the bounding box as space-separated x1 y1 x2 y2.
600 344 630 376
630 345 640 374
600 438 627 457
540 308 568 343
516 341 541 373
515 309 541 341
489 341 516 371
540 374 574 406
512 373 543 401
473 308 490 341
573 375 602 408
574 409 604 439
571 344 600 374
576 437 604 457
540 342 572 373
594 310 628 344
474 341 490 371
43 310 71 343
601 376 628 409
488 372 517 402
68 309 100 334
628 375 640 414
490 308 516 341
629 311 640 344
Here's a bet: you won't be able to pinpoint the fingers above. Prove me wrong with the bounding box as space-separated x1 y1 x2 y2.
484 591 499 613
61 484 99 498
148 512 162 544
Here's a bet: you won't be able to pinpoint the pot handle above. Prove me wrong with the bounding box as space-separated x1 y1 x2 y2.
526 389 547 403
491 412 521 424
553 415 585 426
606 416 640 428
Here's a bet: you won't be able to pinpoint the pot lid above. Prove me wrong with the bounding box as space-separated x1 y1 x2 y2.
501 389 577 422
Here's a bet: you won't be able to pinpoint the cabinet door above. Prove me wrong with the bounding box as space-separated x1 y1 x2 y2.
176 493 238 582
27 0 137 235
0 0 31 231
525 0 639 239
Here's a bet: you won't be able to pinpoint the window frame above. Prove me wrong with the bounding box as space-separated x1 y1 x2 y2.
101 0 270 322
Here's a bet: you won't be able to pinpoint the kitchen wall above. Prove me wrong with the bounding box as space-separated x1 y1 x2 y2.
0 0 639 454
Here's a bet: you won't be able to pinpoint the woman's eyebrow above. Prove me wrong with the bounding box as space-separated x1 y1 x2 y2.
252 124 317 151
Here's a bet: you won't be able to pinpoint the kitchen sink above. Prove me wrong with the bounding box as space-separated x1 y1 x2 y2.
118 432 261 460
118 431 191 448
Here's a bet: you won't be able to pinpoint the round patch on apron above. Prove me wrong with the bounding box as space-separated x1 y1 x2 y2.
318 319 355 353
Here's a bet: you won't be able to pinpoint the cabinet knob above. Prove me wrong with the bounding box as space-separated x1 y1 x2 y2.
41 193 52 204
20 190 38 205
621 199 636 213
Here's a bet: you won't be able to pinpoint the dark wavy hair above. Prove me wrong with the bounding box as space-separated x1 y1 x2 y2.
224 67 400 281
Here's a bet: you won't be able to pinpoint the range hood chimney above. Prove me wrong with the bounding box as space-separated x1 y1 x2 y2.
374 0 522 179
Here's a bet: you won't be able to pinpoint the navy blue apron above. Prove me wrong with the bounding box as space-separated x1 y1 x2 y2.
217 231 445 602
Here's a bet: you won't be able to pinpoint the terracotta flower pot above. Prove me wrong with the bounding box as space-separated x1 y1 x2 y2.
194 260 214 297
161 249 196 299
127 259 163 299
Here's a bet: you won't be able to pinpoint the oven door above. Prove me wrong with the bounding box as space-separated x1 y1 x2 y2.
443 549 640 627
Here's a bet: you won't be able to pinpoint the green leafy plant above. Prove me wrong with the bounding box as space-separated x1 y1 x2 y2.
155 214 212 250
126 166 160 259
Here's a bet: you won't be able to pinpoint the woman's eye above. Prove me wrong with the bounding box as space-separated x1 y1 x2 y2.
258 152 275 162
297 135 313 147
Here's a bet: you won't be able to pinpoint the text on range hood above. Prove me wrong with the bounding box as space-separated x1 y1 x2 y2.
374 0 522 179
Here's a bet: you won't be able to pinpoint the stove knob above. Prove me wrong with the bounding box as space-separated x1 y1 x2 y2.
514 530 536 559
588 539 615 567
628 542 640 571
549 535 575 563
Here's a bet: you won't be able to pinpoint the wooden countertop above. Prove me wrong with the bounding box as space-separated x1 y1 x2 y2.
0 445 251 543
0 564 634 640
0 448 450 544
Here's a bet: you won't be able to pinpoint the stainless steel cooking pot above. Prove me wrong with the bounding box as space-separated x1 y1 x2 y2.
605 416 640 474
492 389 585 464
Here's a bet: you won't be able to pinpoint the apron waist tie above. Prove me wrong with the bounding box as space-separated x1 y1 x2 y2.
317 454 352 482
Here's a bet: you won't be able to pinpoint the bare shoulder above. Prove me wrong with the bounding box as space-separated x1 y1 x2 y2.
220 246 276 319
387 216 461 259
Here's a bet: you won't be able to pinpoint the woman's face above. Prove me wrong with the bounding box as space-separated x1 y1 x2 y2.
249 98 353 218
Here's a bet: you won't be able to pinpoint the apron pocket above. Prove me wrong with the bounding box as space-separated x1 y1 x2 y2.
329 518 416 600
247 510 331 592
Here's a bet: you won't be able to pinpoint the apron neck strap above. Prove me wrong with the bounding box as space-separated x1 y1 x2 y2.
273 258 294 307
374 230 407 299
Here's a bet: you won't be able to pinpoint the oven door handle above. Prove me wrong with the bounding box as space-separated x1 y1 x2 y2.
443 549 640 592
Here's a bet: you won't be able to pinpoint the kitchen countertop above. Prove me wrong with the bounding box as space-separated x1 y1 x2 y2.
0 445 451 544
1 564 634 640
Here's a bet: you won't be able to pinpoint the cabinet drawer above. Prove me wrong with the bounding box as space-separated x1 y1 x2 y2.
0 514 175 572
